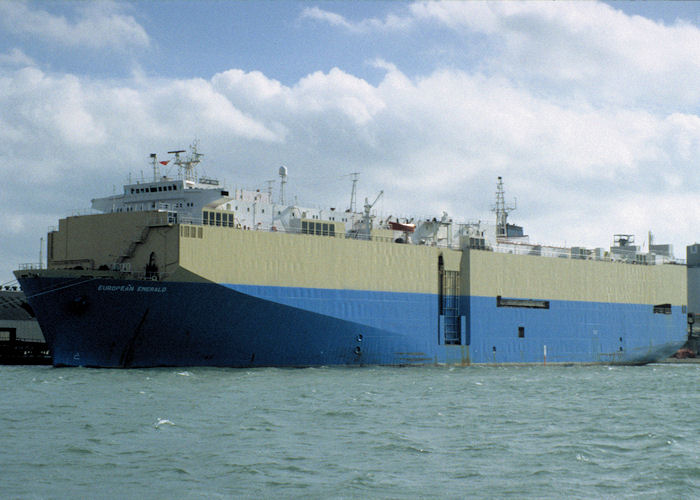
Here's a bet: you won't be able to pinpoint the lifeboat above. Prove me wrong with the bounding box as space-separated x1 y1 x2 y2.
389 221 416 233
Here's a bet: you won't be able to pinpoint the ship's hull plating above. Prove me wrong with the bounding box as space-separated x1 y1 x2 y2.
17 275 687 367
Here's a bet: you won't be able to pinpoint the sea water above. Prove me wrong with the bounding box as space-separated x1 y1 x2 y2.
1 364 699 499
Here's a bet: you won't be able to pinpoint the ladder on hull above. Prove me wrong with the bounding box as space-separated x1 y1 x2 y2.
439 259 461 345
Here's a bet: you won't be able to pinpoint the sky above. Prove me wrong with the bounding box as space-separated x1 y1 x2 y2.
2 0 700 284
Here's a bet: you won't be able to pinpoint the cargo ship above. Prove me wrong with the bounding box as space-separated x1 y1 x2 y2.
15 145 689 367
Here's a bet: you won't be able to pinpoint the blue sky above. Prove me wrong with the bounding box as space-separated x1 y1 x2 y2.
2 1 700 283
11 2 700 84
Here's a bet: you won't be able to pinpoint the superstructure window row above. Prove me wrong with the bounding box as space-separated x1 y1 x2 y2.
130 185 179 194
202 210 234 227
302 220 335 237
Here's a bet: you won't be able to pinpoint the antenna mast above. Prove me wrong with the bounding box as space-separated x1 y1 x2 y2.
492 176 516 239
169 150 187 179
349 172 360 212
170 141 203 183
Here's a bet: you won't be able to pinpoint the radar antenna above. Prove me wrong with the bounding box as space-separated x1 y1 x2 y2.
278 166 288 204
169 141 203 183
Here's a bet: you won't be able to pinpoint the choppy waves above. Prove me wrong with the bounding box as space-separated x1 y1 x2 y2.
2 364 700 498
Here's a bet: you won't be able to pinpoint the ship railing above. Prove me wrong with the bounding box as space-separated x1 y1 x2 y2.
124 271 170 281
17 263 43 271
471 241 685 265
177 216 199 225
367 235 397 243
1 335 47 344
106 263 169 281
170 217 686 265
147 211 176 226
69 208 101 217
107 264 170 281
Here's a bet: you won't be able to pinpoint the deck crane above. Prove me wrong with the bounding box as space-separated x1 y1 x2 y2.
363 190 383 238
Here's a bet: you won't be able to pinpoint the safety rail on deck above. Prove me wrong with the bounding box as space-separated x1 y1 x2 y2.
121 271 170 281
69 208 101 217
469 242 685 266
51 210 686 267
18 266 171 283
17 263 43 271
179 220 684 265
176 216 685 265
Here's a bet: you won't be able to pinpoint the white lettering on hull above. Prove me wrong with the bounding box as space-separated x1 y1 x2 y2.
97 284 167 293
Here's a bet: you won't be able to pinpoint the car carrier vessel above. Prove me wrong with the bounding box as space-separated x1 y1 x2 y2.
15 145 689 367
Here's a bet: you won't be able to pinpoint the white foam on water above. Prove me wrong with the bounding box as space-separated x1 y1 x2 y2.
154 418 175 429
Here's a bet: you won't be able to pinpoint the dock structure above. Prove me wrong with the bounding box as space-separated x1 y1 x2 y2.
0 289 50 365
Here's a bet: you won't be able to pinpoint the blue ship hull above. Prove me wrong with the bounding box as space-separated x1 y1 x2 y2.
17 275 687 367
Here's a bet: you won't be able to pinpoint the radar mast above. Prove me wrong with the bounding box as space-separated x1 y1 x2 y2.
170 141 203 183
492 176 516 240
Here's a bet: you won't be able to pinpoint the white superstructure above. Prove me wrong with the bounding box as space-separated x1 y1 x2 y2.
89 145 680 264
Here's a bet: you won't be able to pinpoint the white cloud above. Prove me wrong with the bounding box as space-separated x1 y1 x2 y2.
0 48 35 67
300 6 413 33
490 2 700 107
159 79 281 142
309 2 700 109
2 61 699 255
3 1 700 280
8 59 696 223
0 1 149 50
1 67 105 148
291 68 386 125
410 1 500 33
301 6 355 30
213 69 285 103
0 66 283 188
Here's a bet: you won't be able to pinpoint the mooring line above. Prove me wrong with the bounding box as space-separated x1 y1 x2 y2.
22 277 102 300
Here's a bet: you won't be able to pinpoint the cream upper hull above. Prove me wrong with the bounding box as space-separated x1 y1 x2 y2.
47 211 687 307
